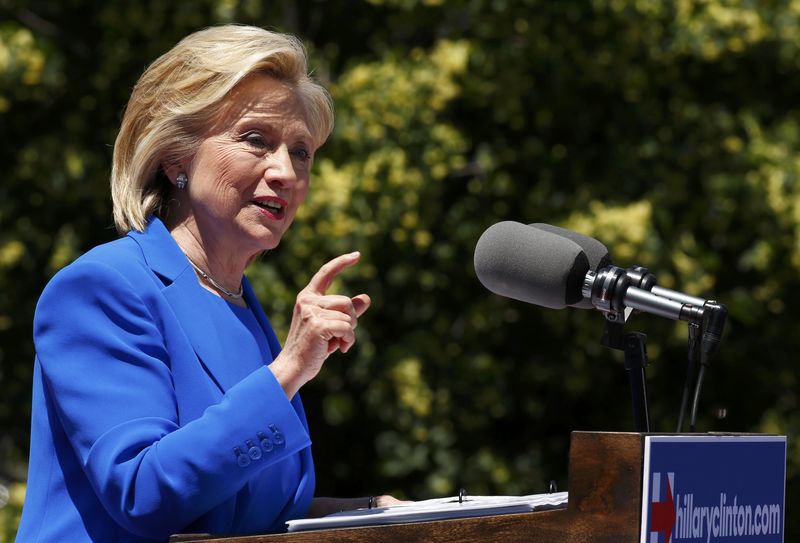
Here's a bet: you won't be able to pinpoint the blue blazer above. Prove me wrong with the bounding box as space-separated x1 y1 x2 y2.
16 218 315 542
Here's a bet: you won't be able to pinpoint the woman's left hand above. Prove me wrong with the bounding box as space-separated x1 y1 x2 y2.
307 495 413 517
371 494 412 508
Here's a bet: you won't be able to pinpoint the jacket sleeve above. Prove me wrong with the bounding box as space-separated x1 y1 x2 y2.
34 258 311 539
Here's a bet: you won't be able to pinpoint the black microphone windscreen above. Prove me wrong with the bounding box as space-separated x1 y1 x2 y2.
474 221 589 309
530 223 611 309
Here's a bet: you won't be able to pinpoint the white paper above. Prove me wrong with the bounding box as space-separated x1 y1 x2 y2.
286 491 569 532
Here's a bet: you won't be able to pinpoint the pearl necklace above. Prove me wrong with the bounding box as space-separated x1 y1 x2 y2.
186 257 244 300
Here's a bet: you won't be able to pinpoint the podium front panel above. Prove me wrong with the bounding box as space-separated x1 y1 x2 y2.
640 435 786 543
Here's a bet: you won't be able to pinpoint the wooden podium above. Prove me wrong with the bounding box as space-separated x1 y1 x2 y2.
172 431 645 543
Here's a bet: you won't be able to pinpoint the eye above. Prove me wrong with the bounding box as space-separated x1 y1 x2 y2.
291 147 312 162
243 131 267 148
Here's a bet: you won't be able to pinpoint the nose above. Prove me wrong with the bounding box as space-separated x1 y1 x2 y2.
264 144 297 186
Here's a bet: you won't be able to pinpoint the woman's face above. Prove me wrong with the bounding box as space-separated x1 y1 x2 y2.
179 74 316 259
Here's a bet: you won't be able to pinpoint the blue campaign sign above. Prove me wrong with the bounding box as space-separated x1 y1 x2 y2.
640 435 786 543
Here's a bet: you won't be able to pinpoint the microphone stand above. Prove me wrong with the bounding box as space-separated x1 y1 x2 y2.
601 317 651 432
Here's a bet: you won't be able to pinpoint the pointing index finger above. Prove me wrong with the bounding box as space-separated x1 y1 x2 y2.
306 252 361 294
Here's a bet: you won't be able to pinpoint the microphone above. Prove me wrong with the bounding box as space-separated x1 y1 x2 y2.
474 221 706 324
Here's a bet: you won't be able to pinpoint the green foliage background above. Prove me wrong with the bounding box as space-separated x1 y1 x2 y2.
1 0 798 539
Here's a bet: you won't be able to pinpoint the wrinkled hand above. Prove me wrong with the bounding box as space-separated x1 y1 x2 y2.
308 495 413 518
270 252 370 398
372 495 412 508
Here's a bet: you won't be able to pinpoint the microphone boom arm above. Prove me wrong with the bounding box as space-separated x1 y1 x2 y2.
583 266 705 324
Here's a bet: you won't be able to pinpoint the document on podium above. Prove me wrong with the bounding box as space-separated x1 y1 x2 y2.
286 491 569 532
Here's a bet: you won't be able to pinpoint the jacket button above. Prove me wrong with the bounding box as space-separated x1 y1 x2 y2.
258 431 274 452
247 440 262 460
234 447 251 467
269 424 285 446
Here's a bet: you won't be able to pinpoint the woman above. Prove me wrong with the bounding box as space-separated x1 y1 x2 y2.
16 25 398 542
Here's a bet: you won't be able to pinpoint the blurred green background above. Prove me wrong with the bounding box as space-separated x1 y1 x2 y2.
1 0 799 540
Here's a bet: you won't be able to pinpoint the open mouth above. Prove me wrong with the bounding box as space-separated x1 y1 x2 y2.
252 198 286 219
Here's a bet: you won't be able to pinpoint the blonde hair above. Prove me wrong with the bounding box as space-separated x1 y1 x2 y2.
111 24 334 233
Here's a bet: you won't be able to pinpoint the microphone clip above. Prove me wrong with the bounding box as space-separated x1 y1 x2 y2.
583 266 634 323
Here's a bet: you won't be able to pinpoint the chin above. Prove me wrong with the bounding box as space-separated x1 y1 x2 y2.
263 238 282 251
259 229 286 251
243 223 287 251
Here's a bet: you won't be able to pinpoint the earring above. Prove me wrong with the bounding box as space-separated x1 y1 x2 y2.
176 173 188 189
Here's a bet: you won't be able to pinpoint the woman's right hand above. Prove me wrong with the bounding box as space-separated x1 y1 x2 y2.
269 252 370 398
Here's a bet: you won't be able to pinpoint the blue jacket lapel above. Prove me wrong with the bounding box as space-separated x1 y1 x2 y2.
128 218 241 392
242 279 282 360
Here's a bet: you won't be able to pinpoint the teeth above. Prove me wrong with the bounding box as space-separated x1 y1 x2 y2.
256 200 283 212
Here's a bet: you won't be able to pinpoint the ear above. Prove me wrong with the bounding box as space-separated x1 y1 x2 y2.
161 162 186 186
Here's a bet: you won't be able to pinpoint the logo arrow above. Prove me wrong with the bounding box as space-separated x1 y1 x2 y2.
651 477 676 543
